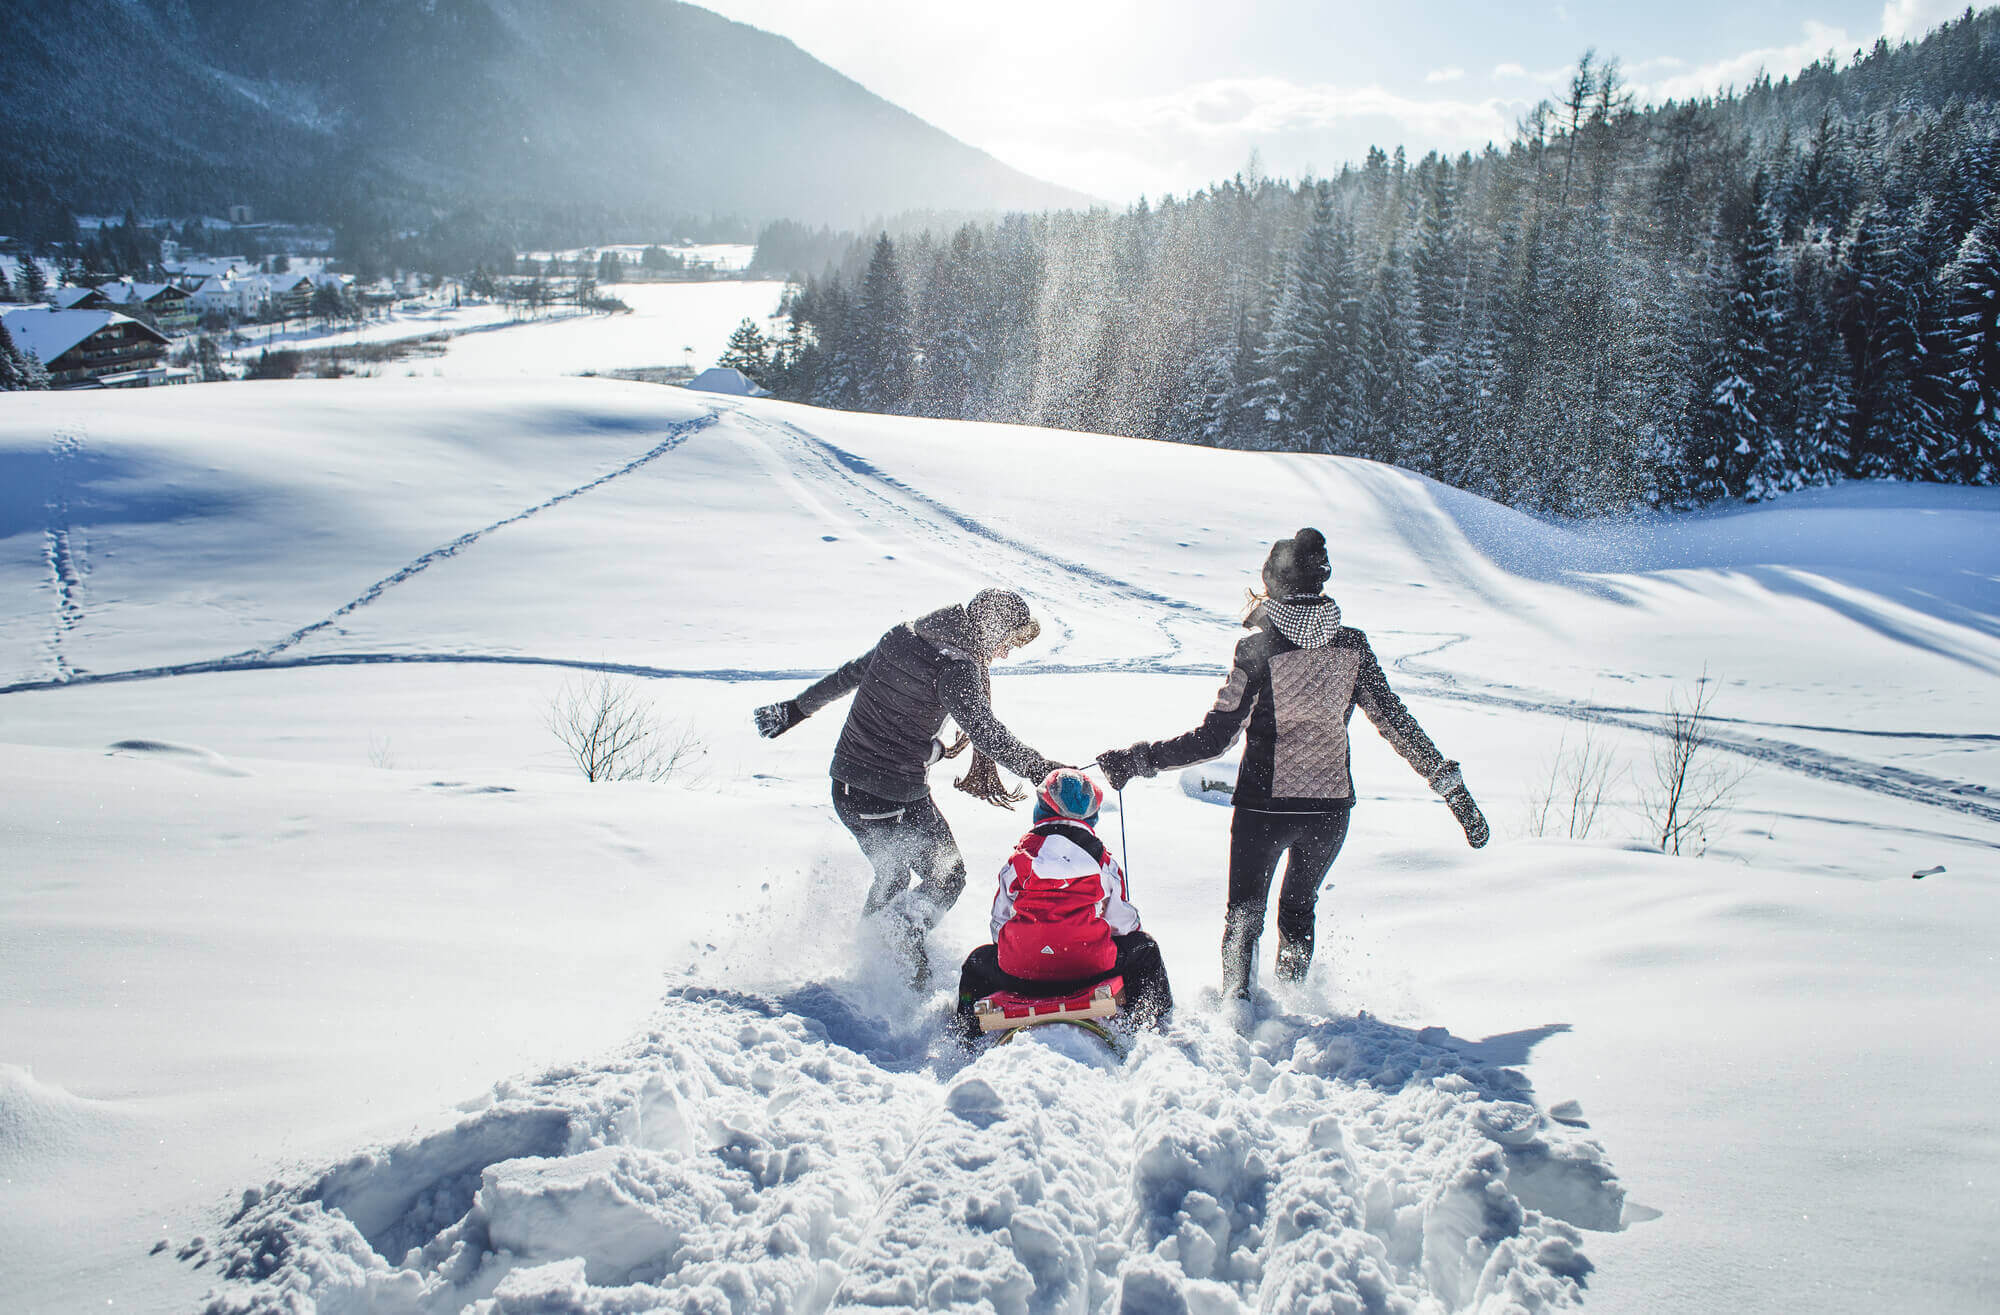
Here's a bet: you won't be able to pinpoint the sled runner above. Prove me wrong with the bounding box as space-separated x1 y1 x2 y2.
974 975 1122 1038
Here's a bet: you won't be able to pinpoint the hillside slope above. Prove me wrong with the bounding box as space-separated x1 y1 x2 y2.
0 380 1994 1313
1 0 1091 226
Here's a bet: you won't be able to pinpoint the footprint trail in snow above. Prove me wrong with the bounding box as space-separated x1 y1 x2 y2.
192 987 1629 1314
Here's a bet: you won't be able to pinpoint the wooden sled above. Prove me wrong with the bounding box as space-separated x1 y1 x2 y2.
974 975 1124 1034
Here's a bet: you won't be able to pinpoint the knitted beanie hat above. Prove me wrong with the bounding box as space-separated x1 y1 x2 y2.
967 588 1040 653
1033 768 1103 826
1261 528 1332 598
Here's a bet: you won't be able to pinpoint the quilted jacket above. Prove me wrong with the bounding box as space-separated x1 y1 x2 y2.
1144 597 1445 812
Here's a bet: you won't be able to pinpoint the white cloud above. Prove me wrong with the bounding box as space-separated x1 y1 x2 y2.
1634 20 1857 102
1492 61 1569 85
1426 66 1466 84
1626 3 1967 108
1880 0 1967 42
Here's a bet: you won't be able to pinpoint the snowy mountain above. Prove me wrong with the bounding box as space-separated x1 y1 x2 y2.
1 372 1995 1313
0 0 1091 228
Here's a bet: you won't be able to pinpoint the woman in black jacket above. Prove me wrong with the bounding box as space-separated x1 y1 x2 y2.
1097 529 1488 1001
754 589 1061 982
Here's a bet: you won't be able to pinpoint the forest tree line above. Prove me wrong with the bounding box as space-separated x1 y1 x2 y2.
732 12 2000 512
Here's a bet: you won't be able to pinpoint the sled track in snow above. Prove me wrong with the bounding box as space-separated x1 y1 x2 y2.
189 988 1623 1314
2 402 1988 829
3 642 1992 830
726 407 1227 667
235 414 718 663
1388 633 2000 829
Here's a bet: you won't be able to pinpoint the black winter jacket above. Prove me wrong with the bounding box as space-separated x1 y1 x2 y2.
795 605 1058 802
1145 602 1445 812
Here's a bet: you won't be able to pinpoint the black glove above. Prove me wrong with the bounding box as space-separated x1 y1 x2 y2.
1095 742 1154 792
753 699 804 739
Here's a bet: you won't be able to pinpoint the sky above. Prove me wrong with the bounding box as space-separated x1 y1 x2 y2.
696 0 1978 204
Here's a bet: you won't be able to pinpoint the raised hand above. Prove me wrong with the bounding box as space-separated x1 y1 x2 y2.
753 700 804 739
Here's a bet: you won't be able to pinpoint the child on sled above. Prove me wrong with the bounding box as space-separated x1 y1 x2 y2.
955 768 1173 1039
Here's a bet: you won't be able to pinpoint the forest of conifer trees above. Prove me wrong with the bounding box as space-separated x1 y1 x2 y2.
747 11 2000 514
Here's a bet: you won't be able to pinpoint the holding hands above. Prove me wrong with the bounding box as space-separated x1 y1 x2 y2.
1094 742 1156 792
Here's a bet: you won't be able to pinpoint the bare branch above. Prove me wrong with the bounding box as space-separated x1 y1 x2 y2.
547 671 706 783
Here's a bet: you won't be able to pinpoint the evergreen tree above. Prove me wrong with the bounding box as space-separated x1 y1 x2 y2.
1 320 50 390
1930 200 2000 481
718 319 772 384
852 234 912 413
1838 203 1927 478
14 257 49 303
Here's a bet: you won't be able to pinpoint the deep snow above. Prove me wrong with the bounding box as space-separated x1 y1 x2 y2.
1 375 1995 1313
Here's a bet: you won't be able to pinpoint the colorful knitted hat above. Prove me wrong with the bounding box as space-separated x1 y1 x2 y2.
1034 768 1103 826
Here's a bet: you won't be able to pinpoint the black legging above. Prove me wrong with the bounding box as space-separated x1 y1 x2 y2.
831 780 968 918
1222 806 1351 996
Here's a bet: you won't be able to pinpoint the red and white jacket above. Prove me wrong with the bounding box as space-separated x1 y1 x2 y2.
991 821 1141 980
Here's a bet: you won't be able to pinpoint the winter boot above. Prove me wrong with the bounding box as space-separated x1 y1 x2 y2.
1220 903 1264 1002
883 889 945 991
1273 938 1313 984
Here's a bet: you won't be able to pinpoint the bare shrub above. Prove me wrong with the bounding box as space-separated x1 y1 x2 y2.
367 733 395 770
1525 720 1622 839
1641 672 1751 856
547 671 705 783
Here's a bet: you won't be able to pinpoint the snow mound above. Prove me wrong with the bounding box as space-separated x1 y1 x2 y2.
1179 760 1238 807
0 1064 134 1169
106 739 252 777
193 989 1626 1313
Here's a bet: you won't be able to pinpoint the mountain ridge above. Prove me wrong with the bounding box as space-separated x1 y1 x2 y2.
1 0 1093 228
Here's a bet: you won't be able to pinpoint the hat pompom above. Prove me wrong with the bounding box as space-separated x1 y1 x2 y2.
1262 527 1332 598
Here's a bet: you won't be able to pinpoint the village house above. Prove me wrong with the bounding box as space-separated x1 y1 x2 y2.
265 271 316 319
187 274 267 318
90 280 198 334
50 285 114 311
1 306 180 388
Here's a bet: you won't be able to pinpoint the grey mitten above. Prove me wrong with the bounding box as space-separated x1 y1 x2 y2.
1095 742 1155 792
1429 760 1490 848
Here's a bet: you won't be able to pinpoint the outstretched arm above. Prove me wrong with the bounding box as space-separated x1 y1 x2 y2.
937 659 1059 784
1353 635 1487 847
1099 637 1260 788
1352 637 1444 780
754 648 871 738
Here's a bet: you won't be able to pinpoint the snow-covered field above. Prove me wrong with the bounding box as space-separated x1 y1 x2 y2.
219 281 788 379
0 378 1994 1314
415 282 788 381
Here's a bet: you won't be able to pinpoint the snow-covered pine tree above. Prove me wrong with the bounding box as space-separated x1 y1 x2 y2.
1930 200 2000 481
1692 175 1790 501
1837 201 1927 479
853 234 912 414
1254 190 1353 453
14 256 49 303
1783 231 1855 488
718 319 771 384
912 225 985 420
0 320 50 390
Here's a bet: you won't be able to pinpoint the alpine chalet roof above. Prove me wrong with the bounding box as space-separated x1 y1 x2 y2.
1 306 168 364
